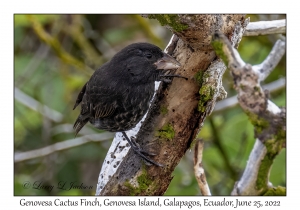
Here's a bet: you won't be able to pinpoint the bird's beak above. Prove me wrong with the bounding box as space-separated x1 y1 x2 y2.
154 53 181 70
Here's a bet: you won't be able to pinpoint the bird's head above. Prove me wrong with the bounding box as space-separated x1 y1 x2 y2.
111 43 181 82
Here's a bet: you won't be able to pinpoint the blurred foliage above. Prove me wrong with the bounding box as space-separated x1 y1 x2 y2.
14 14 286 196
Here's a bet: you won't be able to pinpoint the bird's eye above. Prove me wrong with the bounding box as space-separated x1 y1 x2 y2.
146 54 152 59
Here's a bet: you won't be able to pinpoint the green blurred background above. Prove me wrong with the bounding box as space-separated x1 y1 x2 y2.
14 14 286 195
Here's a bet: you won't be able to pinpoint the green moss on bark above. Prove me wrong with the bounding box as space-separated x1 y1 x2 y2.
160 105 168 115
249 112 285 194
198 85 215 112
256 153 273 191
155 123 175 140
246 112 270 135
194 70 215 113
124 165 156 195
263 186 286 196
148 15 188 32
194 70 204 87
211 40 229 66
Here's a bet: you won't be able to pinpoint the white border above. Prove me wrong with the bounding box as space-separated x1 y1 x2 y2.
4 1 296 208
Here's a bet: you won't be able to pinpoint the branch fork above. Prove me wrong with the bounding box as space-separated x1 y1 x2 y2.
212 29 286 196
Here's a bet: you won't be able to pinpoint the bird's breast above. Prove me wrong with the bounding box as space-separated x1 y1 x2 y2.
91 83 155 132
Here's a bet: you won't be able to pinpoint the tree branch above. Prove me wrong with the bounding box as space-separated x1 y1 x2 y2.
212 32 286 195
14 132 114 162
15 87 63 122
193 139 211 196
253 39 286 82
244 19 286 36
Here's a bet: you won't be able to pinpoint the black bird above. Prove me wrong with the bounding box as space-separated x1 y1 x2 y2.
73 42 183 166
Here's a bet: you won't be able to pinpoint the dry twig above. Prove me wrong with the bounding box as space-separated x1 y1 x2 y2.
193 139 211 196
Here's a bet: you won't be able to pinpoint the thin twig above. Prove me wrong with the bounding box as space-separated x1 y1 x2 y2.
244 19 286 36
15 132 114 162
193 139 211 196
15 87 63 122
253 39 286 82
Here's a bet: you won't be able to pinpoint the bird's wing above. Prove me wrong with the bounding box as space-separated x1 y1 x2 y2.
73 82 118 119
86 84 120 119
73 82 87 110
73 83 119 135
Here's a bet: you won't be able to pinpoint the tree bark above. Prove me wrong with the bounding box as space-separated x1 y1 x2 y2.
97 14 246 196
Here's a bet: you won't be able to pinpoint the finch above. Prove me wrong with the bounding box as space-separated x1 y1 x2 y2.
73 42 182 166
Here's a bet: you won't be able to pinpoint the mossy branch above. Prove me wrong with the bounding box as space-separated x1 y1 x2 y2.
212 32 286 196
146 15 189 32
263 186 286 196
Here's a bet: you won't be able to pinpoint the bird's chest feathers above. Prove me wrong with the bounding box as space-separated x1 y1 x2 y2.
122 82 154 109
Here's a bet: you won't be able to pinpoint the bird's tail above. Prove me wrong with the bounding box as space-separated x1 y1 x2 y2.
73 115 89 137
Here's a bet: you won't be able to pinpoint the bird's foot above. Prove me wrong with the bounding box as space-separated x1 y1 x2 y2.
122 132 163 167
130 136 157 156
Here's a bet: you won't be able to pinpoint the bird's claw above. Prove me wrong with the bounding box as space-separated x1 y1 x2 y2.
122 132 163 167
130 136 157 156
161 78 172 83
